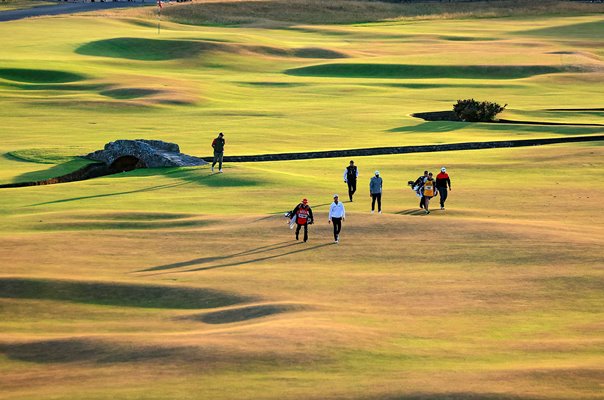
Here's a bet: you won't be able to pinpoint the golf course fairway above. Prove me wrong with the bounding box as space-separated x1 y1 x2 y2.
0 1 603 399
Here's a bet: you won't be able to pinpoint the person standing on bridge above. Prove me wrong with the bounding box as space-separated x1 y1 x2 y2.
211 132 225 173
343 160 359 202
370 170 383 214
435 167 452 210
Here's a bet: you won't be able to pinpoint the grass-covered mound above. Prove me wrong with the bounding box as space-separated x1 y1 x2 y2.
76 37 347 61
286 63 572 80
0 67 85 83
100 88 163 100
76 37 228 61
0 278 252 309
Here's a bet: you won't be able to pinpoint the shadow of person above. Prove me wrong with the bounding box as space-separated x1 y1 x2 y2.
395 209 425 216
137 240 296 273
184 242 334 272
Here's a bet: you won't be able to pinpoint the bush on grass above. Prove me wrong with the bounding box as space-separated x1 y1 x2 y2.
453 98 507 122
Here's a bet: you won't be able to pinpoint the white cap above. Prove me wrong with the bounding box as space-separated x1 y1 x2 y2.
441 167 446 172
333 194 339 198
375 170 380 175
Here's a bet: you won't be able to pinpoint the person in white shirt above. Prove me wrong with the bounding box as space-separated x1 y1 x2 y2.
328 194 346 243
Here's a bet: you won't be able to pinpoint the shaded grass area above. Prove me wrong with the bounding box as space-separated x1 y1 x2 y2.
0 67 85 83
100 88 162 100
0 339 185 364
190 303 307 324
8 158 94 183
76 37 347 61
0 337 307 366
0 81 108 91
0 278 253 309
76 37 227 61
30 218 211 231
286 63 575 80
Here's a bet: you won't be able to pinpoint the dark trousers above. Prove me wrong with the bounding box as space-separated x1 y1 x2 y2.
438 187 448 207
371 193 381 211
212 151 223 170
331 217 342 241
419 196 425 209
295 223 308 242
347 180 357 201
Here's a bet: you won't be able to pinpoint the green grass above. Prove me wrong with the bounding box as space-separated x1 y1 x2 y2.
286 63 573 80
0 4 603 400
75 37 227 61
0 68 85 83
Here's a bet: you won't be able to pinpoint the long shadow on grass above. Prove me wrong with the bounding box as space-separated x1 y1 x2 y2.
0 278 252 309
143 242 332 275
25 168 263 205
185 303 308 325
13 158 94 184
396 209 426 216
138 240 294 273
0 336 322 365
27 181 191 207
388 121 467 134
184 242 334 273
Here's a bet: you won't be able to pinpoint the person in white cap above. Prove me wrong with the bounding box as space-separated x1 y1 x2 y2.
328 194 345 243
369 170 383 214
435 167 452 210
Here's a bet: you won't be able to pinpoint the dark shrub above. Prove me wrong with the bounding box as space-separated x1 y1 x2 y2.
453 99 507 122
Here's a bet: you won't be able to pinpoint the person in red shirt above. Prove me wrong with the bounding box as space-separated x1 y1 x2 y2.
290 198 314 242
435 167 452 210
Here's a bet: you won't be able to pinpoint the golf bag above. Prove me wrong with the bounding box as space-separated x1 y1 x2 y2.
284 211 296 229
407 180 422 198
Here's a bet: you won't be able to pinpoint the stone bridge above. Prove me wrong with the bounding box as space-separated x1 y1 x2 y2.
86 139 206 172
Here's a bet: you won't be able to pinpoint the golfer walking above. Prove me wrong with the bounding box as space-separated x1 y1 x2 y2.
370 170 383 214
328 194 345 243
211 132 225 173
414 170 428 209
435 167 452 210
422 172 437 214
343 160 359 202
291 198 314 242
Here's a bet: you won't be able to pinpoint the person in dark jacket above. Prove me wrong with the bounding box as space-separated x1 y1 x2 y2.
211 132 225 173
369 170 383 214
291 198 314 242
343 160 359 202
435 167 452 210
